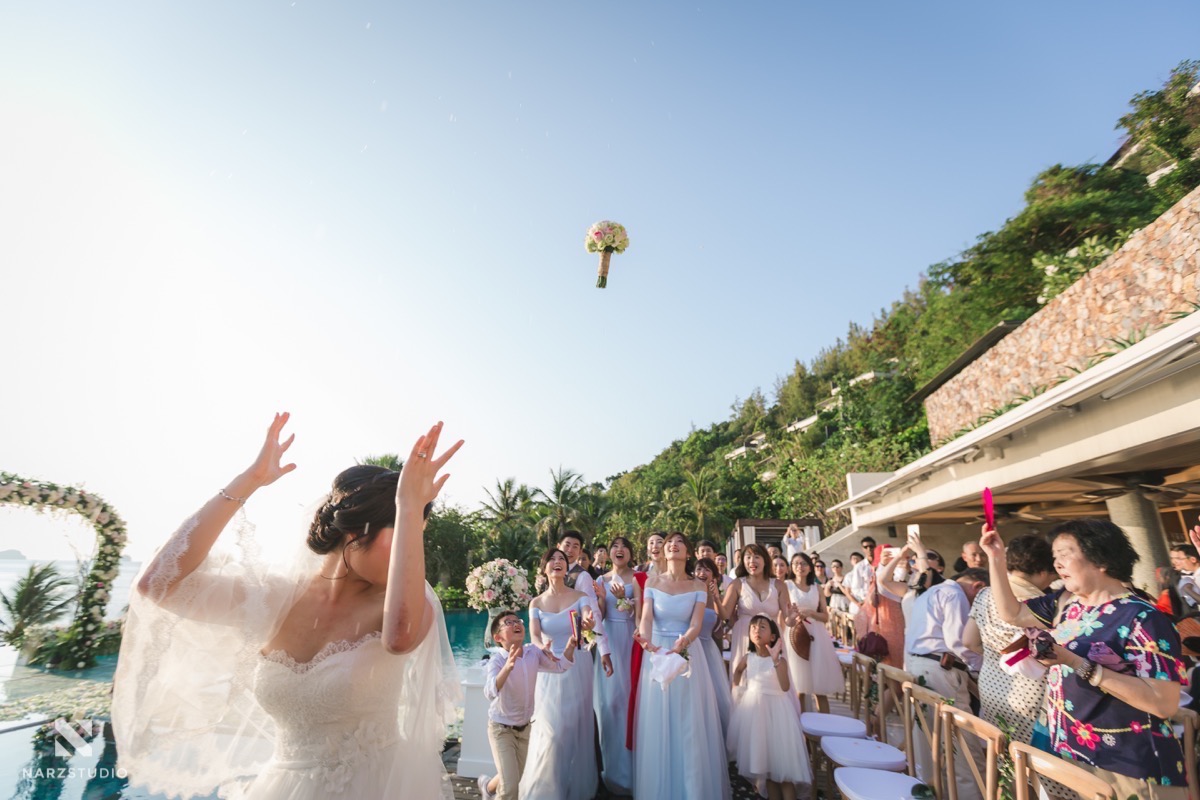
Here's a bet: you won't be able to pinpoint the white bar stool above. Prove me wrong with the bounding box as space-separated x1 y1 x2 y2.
821 737 907 772
800 712 867 740
835 766 925 800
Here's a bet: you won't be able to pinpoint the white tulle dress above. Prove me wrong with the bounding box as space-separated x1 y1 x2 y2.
727 653 812 786
785 580 844 697
112 513 460 800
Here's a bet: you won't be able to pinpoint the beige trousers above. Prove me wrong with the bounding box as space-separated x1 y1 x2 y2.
909 658 984 800
487 720 531 800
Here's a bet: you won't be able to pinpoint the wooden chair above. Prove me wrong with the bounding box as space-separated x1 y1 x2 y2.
1171 707 1199 800
1008 741 1115 800
940 703 1005 800
875 663 916 747
902 680 949 796
850 653 876 731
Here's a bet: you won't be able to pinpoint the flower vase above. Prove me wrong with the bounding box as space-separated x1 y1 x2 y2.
596 249 612 288
484 607 506 648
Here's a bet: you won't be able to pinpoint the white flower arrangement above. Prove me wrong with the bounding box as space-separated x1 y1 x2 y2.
585 220 630 288
465 558 533 611
0 472 128 669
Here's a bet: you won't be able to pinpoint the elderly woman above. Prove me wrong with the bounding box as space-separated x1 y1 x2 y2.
980 519 1188 800
963 534 1057 745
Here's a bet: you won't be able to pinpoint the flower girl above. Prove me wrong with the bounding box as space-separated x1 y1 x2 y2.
727 615 812 800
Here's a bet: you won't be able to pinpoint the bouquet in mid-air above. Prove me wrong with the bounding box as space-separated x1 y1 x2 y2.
585 220 630 288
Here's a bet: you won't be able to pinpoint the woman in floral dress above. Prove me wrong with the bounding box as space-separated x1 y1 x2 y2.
981 519 1188 800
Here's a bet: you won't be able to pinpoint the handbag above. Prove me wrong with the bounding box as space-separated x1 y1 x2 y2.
790 621 814 660
857 630 889 660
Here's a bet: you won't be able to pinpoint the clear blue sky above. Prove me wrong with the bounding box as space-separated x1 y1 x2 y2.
2 1 1198 559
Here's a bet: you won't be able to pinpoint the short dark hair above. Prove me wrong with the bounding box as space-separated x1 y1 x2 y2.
849 552 863 562
860 537 877 547
736 543 771 578
559 530 584 546
790 552 817 586
955 567 990 585
1005 534 1054 576
697 539 718 552
694 557 719 580
1171 544 1200 560
489 610 521 637
539 548 569 577
831 559 844 568
593 543 608 553
1048 518 1139 583
747 614 781 652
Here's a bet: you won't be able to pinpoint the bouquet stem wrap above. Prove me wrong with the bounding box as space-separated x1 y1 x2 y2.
597 250 612 288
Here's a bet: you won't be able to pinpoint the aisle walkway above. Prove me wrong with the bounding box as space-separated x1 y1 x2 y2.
443 693 855 799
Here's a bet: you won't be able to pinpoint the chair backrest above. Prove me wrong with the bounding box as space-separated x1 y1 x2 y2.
940 703 1005 800
1171 708 1199 800
876 663 916 745
901 680 948 796
1008 741 1115 800
850 653 876 729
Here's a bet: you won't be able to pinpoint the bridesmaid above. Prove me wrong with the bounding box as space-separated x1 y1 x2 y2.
519 549 598 800
784 552 843 713
633 532 732 800
720 543 793 681
640 531 666 575
693 557 731 735
772 554 793 585
594 536 640 797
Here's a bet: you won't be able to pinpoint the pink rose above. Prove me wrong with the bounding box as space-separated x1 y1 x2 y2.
507 567 517 576
484 590 495 602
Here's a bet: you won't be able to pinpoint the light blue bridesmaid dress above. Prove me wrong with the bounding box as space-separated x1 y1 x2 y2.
633 587 732 800
518 597 598 800
595 575 635 795
697 606 731 735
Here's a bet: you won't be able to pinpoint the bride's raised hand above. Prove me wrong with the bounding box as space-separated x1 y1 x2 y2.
245 412 297 487
397 421 464 513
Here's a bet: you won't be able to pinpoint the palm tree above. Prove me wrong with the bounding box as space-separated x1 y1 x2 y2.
0 563 75 647
484 522 542 570
358 454 405 471
533 467 584 549
480 478 533 526
679 467 721 539
573 488 612 543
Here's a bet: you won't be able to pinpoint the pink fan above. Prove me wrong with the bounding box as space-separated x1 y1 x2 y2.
982 488 995 530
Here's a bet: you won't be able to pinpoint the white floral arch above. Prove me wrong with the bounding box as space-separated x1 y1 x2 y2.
0 472 127 669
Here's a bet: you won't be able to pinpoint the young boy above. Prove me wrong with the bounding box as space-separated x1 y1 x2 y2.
478 610 577 800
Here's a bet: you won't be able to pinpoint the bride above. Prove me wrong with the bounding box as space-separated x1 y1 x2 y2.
112 414 463 799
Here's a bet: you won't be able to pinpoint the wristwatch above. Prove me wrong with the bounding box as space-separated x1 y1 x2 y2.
1075 660 1096 684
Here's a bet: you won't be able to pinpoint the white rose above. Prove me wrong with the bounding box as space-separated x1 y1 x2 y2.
482 576 494 588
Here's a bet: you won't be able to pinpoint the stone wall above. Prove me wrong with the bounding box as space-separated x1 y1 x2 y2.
924 185 1200 444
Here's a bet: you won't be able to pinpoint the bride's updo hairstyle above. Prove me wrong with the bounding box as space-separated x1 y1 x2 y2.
307 465 400 554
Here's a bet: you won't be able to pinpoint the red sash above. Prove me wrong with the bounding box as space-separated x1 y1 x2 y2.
625 570 649 750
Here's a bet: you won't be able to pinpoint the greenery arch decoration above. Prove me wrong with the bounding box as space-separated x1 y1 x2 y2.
0 472 127 669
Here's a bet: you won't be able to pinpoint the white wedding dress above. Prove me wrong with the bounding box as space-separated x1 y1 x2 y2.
113 513 460 800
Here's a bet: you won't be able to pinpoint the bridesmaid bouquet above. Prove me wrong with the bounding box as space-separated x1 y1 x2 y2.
585 220 630 288
465 559 533 611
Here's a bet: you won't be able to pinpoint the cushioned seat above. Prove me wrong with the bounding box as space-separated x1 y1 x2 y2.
800 712 867 739
835 766 924 800
821 736 906 771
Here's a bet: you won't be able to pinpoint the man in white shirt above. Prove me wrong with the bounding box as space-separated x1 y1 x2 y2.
842 536 877 614
559 531 614 676
481 612 576 800
781 524 807 562
904 568 989 800
1171 544 1200 608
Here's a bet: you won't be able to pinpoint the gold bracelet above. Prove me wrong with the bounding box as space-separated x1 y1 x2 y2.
218 488 247 505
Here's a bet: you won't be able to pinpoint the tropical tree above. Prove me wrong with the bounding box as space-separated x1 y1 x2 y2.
358 454 404 471
480 478 533 527
483 522 542 570
678 467 722 539
533 467 584 548
0 563 75 648
573 486 612 545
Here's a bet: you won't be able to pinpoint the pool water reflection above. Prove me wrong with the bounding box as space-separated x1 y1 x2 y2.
1 609 518 798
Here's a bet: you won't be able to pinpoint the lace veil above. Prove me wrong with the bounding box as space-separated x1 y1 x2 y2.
112 509 461 798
